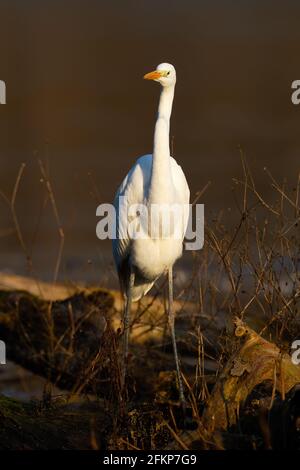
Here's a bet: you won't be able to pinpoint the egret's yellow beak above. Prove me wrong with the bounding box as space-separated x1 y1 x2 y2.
143 70 163 80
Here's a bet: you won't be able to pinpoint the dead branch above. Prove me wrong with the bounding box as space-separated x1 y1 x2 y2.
203 318 300 434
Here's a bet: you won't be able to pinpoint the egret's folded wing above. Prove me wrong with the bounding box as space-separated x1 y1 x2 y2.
112 154 152 269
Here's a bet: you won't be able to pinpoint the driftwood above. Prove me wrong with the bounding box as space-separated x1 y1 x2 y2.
0 288 120 397
0 275 189 400
0 274 299 450
0 394 110 450
162 319 300 450
0 273 218 400
0 279 173 449
0 272 194 345
202 318 300 435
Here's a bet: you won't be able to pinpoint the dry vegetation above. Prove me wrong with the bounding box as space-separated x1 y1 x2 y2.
0 157 299 450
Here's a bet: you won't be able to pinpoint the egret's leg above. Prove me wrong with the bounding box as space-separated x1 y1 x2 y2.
122 268 135 388
168 266 185 405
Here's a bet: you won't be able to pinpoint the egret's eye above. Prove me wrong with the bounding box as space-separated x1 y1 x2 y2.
167 71 170 76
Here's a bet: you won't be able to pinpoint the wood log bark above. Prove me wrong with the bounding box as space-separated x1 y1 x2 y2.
202 318 300 435
0 283 181 401
0 288 121 398
0 394 110 449
0 275 299 450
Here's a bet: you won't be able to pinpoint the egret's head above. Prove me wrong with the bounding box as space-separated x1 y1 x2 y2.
143 63 176 87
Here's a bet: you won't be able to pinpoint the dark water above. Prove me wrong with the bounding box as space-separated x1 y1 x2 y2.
0 0 300 283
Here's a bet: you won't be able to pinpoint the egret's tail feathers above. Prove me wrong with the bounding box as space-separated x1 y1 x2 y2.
117 257 158 302
130 281 155 302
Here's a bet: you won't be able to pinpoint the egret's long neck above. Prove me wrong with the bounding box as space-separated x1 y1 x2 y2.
149 85 175 203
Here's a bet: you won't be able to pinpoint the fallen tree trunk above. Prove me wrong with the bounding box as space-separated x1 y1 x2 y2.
0 275 300 450
0 288 121 398
0 285 184 401
0 394 110 449
161 319 300 450
0 274 217 400
0 272 196 346
202 318 300 435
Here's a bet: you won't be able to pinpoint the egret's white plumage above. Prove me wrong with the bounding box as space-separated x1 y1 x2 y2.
113 153 189 300
113 63 190 404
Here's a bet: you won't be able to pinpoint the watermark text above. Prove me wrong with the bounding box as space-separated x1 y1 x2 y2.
96 200 204 250
0 80 6 104
0 340 6 364
291 80 300 105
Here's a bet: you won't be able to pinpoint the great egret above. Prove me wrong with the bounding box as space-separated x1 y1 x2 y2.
113 63 190 404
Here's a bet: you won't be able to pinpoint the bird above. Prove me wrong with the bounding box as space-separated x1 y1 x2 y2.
112 62 190 405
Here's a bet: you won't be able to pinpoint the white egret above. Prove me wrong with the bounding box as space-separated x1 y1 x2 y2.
113 63 190 404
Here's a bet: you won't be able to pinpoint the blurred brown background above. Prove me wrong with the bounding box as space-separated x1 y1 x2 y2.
0 0 299 284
